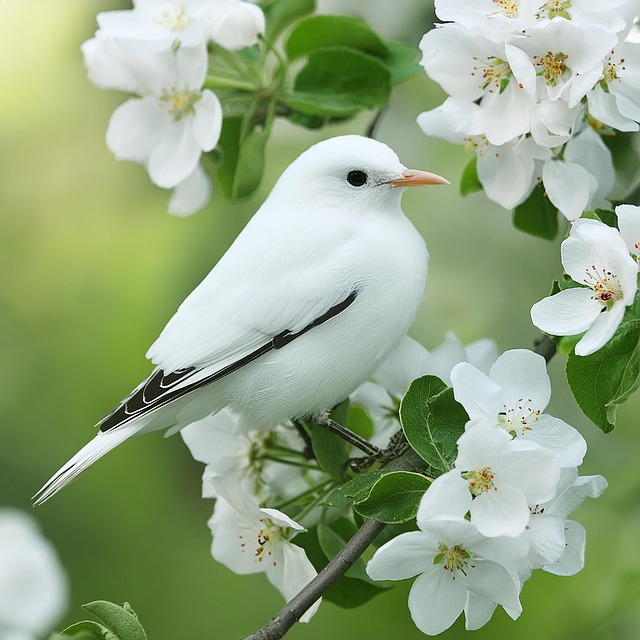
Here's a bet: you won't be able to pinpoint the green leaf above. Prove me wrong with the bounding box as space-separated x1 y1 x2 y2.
603 131 640 194
285 110 327 129
213 102 275 200
354 471 431 524
263 0 316 41
512 183 559 241
459 155 482 196
285 15 389 59
400 376 468 474
383 41 421 84
212 116 242 200
81 602 147 640
58 621 109 640
581 208 618 228
567 295 640 432
347 405 375 440
325 471 383 507
308 423 348 480
285 48 391 117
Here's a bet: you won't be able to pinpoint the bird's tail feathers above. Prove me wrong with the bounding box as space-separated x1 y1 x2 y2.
33 424 142 506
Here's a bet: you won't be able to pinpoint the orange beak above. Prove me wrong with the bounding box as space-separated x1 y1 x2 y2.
388 169 450 187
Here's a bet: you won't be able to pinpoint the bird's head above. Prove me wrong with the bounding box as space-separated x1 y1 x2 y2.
269 135 449 217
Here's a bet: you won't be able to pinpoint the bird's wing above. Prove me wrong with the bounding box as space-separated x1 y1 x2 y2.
98 247 360 432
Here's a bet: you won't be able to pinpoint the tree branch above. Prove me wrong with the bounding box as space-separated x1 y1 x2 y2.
242 518 387 640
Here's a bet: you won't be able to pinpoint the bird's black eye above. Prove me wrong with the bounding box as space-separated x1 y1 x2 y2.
347 170 368 187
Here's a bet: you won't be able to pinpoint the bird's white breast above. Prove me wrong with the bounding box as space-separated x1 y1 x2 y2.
219 212 428 423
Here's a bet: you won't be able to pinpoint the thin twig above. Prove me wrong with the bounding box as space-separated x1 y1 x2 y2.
243 518 387 640
534 334 557 363
365 109 386 139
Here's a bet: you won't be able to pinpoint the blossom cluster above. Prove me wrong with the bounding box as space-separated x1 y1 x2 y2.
417 0 640 218
366 348 606 635
180 333 498 620
82 0 265 216
181 334 605 634
532 204 640 355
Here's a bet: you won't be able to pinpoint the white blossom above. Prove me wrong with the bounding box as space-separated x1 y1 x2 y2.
182 409 318 502
522 468 607 577
582 42 640 132
0 511 68 640
450 349 587 466
208 477 320 622
420 422 560 537
419 24 534 145
616 203 640 260
366 517 525 635
100 44 222 189
96 0 265 52
417 103 536 209
506 21 617 103
531 219 638 355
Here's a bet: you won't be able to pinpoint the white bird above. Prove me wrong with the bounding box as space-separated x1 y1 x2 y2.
34 135 448 504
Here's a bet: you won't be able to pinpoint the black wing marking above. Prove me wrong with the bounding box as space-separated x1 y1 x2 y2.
98 290 358 432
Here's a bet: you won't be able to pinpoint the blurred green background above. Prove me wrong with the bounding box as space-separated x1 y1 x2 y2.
1 1 639 638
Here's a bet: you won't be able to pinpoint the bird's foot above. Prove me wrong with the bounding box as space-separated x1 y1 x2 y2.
347 430 409 473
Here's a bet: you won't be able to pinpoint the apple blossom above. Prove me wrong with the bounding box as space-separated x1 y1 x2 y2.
0 511 68 640
208 477 320 622
450 349 587 466
534 0 629 33
366 517 525 635
96 0 265 52
616 203 640 260
521 468 607 578
531 219 638 356
583 42 640 132
419 422 561 537
182 409 322 502
505 21 617 103
417 103 536 209
419 24 534 145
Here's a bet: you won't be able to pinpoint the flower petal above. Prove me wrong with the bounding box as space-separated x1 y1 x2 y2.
527 514 566 568
147 120 201 188
549 475 608 519
366 531 439 581
106 96 167 163
543 519 586 576
193 90 223 151
266 542 320 623
489 349 551 412
543 160 597 221
169 163 212 216
470 485 530 538
615 204 640 255
450 362 501 422
575 301 625 356
417 472 471 525
464 558 521 612
408 566 467 636
526 414 587 467
530 288 603 336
